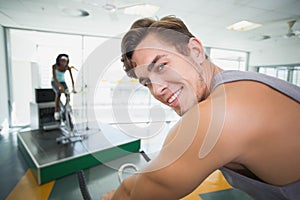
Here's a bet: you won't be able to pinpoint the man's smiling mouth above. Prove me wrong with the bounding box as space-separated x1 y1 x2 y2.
167 87 183 105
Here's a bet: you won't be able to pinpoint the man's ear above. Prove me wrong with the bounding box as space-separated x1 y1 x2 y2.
188 38 205 64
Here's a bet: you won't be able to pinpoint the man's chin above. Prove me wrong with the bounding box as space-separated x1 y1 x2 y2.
168 99 197 116
174 106 186 117
175 103 198 116
175 109 182 116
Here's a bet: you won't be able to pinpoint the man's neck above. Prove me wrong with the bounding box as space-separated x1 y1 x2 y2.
201 59 223 99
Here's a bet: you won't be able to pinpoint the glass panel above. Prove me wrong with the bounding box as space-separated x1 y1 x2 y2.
257 65 300 86
210 48 247 71
9 29 82 126
259 67 276 78
9 30 179 126
292 66 300 86
276 67 288 81
87 44 178 124
10 29 38 126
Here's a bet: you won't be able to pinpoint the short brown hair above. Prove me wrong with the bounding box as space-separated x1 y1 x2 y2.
121 16 195 78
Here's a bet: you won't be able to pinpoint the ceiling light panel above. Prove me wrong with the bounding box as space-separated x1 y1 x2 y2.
226 20 262 31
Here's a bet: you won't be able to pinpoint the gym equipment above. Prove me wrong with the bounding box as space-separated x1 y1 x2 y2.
118 163 139 183
30 102 60 130
30 88 60 130
35 88 56 103
56 89 88 144
75 151 150 199
77 170 92 200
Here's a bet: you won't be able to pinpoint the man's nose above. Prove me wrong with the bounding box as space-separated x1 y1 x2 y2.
150 76 167 97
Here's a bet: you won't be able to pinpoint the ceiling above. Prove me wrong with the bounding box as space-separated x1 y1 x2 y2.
0 0 300 52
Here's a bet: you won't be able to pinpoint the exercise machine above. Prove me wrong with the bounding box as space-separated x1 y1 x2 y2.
56 89 88 144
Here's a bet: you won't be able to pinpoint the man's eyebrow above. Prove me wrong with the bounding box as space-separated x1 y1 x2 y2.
147 55 166 72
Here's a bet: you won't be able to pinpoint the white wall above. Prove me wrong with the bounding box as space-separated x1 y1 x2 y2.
250 45 300 66
0 25 9 128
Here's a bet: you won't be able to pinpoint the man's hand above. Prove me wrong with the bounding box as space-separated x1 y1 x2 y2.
101 190 115 200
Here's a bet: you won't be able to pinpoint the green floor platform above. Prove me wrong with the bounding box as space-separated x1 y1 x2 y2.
17 123 141 184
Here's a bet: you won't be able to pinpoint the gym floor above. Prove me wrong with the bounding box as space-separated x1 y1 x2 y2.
0 123 251 200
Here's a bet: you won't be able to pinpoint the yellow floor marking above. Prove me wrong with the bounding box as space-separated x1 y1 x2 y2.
181 170 232 200
6 169 55 200
6 169 230 199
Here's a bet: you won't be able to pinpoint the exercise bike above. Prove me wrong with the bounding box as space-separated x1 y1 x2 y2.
56 89 88 144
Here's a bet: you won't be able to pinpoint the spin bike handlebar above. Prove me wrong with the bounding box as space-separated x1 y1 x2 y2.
118 163 139 183
63 89 77 99
63 89 77 95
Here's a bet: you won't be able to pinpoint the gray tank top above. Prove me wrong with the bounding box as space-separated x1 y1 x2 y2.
211 70 300 200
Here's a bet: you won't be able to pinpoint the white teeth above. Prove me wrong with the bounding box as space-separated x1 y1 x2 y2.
168 88 182 104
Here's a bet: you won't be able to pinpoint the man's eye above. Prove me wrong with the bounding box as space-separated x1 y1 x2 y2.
143 79 151 87
157 63 166 72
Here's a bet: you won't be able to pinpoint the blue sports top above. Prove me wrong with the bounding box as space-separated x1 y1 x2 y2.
52 68 66 82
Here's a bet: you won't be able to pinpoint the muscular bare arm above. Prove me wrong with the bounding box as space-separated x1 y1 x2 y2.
105 96 243 200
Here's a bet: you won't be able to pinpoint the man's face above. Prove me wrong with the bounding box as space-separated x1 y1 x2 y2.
59 59 68 67
132 34 207 116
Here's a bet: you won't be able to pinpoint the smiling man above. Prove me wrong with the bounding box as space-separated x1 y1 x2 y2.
102 16 300 200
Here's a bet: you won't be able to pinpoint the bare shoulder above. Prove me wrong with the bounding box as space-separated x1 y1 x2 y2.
162 81 271 158
199 81 273 160
214 80 298 134
216 81 300 184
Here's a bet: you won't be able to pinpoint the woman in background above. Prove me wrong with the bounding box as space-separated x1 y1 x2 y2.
51 54 75 120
